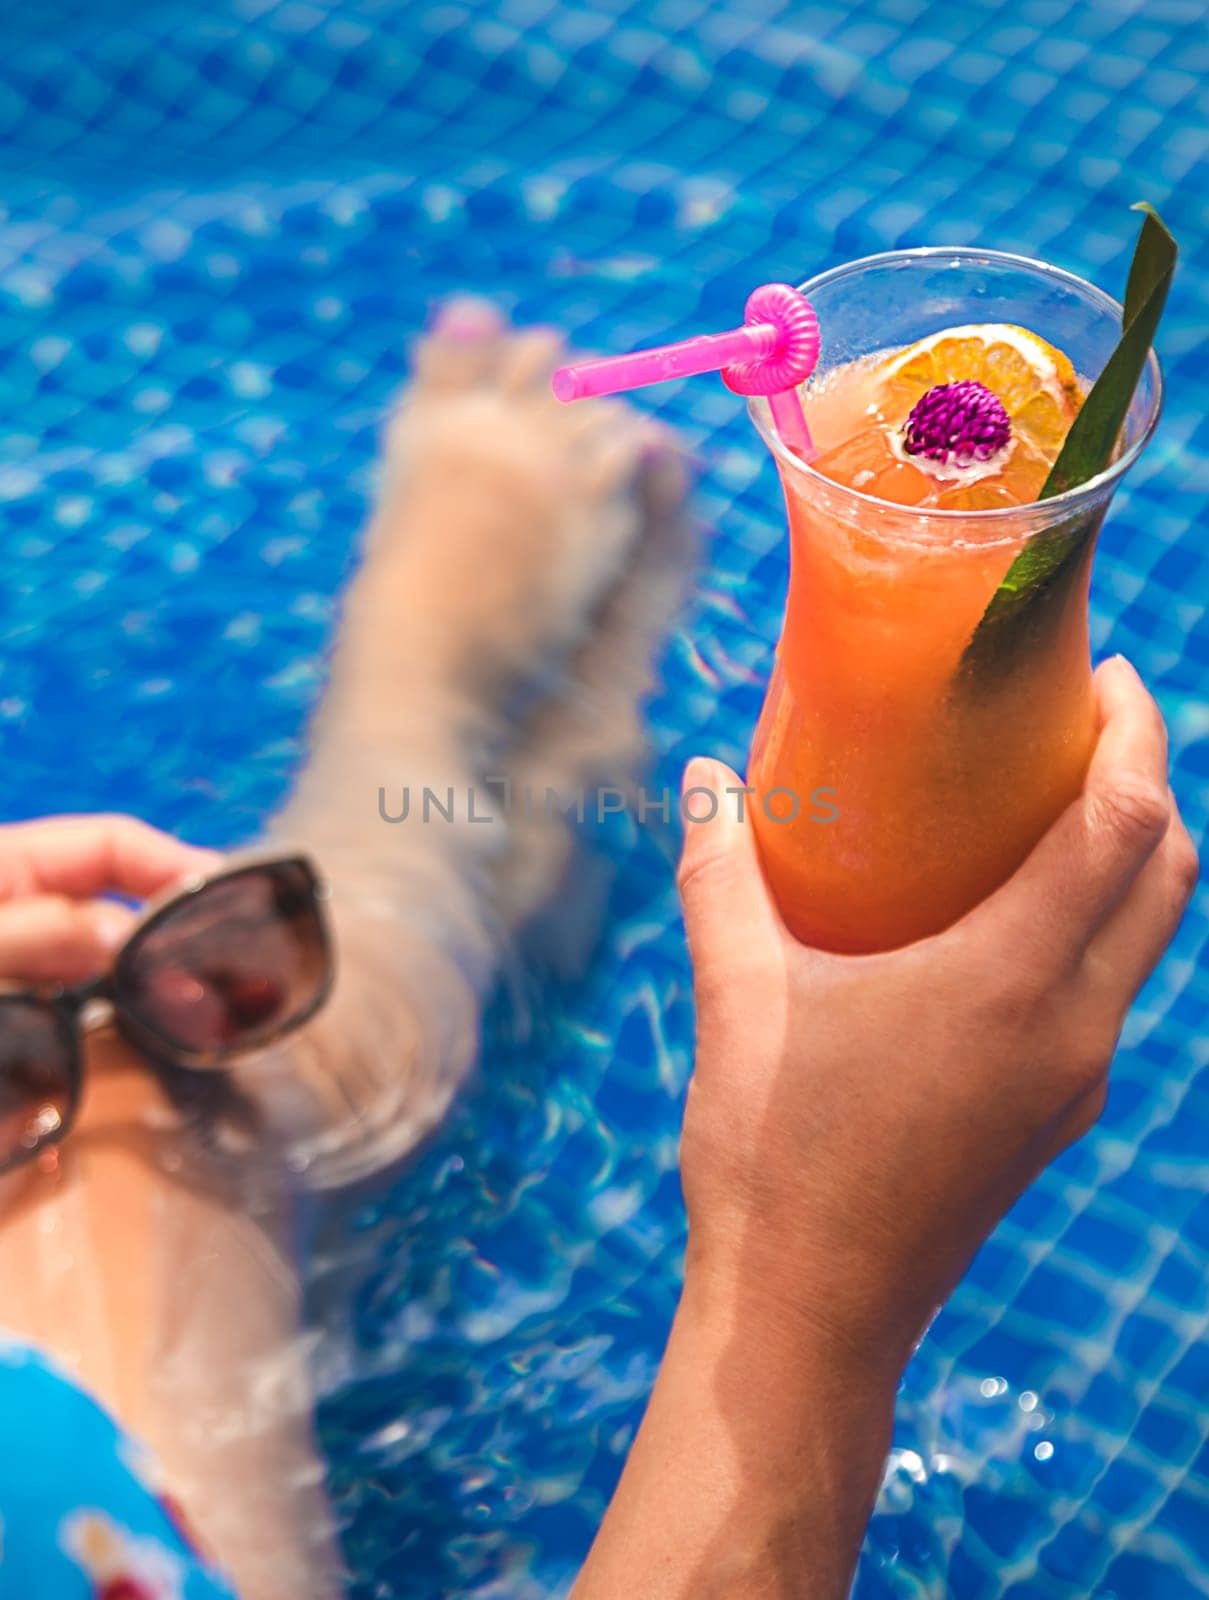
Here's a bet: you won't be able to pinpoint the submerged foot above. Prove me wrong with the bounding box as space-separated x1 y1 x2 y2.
392 298 697 947
364 295 668 699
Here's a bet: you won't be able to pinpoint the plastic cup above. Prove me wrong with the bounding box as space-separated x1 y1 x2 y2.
743 247 1163 953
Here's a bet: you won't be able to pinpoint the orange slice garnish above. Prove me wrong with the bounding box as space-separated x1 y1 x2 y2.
879 323 1082 464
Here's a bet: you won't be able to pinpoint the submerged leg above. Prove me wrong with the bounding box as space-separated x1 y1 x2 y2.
260 302 691 1183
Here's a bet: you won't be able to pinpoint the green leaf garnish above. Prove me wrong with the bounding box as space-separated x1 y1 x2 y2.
1040 203 1175 500
958 504 1103 682
960 204 1176 680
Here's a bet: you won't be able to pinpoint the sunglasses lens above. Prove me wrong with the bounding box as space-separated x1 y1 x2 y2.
119 861 330 1059
0 999 75 1169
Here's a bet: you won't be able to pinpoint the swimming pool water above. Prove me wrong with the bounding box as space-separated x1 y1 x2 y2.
0 0 1205 1595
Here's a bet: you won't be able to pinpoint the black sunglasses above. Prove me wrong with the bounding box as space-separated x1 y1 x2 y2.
0 854 333 1176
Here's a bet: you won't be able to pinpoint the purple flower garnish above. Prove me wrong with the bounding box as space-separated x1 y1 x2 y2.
902 380 1012 465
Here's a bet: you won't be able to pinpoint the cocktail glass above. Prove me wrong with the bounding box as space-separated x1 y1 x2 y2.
745 248 1162 953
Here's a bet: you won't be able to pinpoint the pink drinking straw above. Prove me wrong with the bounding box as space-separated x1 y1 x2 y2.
551 283 821 458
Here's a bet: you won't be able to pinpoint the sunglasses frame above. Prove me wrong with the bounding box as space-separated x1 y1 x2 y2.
0 851 334 1176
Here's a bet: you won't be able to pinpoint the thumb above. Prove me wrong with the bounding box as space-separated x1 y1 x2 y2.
676 758 785 972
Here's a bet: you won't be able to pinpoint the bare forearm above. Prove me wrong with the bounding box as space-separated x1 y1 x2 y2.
574 1250 899 1600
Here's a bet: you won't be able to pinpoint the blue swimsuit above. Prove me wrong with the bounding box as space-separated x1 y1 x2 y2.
0 1340 239 1600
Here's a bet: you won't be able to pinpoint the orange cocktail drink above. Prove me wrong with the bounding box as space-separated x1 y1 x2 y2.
745 250 1162 953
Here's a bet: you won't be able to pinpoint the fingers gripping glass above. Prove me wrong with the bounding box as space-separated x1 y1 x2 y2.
0 856 333 1176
